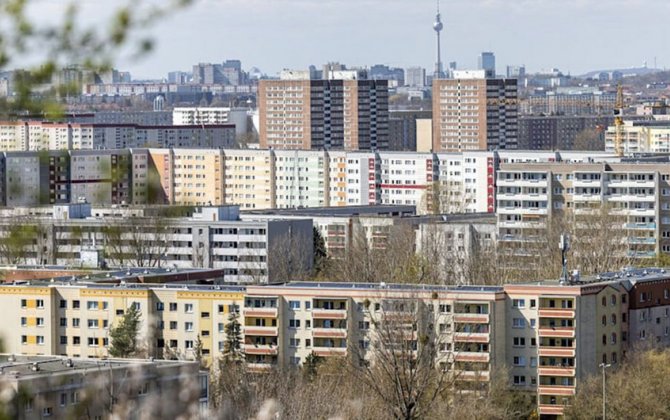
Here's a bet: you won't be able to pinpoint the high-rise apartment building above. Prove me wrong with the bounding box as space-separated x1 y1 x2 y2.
258 79 389 151
432 74 518 152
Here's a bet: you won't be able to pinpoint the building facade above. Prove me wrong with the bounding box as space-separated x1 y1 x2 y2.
258 79 389 151
3 267 670 417
432 76 518 152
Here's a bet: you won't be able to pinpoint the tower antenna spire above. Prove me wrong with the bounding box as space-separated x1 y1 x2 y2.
433 0 444 80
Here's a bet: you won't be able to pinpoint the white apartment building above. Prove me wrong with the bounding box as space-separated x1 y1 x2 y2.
0 204 313 284
274 150 328 208
605 121 670 154
496 161 668 259
173 107 248 135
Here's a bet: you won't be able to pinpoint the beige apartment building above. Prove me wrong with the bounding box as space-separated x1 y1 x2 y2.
3 267 670 417
259 79 389 151
605 120 670 154
432 75 518 152
223 149 275 209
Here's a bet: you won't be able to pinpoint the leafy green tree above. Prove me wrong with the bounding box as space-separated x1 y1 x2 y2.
108 305 141 358
222 311 243 363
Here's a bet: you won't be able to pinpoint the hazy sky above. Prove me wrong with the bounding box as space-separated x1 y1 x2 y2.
27 0 670 79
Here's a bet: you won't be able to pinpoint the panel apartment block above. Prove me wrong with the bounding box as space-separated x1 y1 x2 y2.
259 79 389 151
432 78 518 152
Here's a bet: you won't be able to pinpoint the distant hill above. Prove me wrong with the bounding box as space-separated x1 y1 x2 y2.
579 67 663 79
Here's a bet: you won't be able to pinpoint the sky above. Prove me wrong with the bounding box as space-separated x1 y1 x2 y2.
23 0 670 79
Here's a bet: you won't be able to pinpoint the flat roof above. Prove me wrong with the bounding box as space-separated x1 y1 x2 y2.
0 354 195 380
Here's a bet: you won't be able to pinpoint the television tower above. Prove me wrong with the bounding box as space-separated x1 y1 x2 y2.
433 0 444 80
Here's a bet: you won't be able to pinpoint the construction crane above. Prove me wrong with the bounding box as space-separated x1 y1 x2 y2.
613 83 625 156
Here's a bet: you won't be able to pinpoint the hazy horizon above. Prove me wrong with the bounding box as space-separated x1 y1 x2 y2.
21 0 670 79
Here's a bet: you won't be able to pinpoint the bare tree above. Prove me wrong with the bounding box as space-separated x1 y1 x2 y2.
349 296 455 420
102 217 170 268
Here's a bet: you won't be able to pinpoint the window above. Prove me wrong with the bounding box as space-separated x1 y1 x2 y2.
610 295 616 306
530 357 537 367
611 352 617 364
185 322 194 332
169 303 177 312
218 323 224 333
185 340 194 349
439 304 451 313
611 314 617 325
512 299 525 308
156 302 164 311
73 300 80 309
289 301 301 309
87 319 99 329
42 407 52 417
185 303 194 313
131 302 140 311
306 339 311 348
170 321 178 330
513 337 525 347
201 312 210 318
87 301 99 310
36 336 44 345
513 356 526 366
21 335 27 344
602 315 607 326
513 375 526 386
60 336 67 345
116 309 124 316
36 299 44 308
72 318 80 327
602 334 607 345
530 319 536 328
59 300 67 309
60 393 67 407
73 336 80 345
512 318 525 328
530 299 536 308
305 301 311 310
530 337 537 347
21 317 27 327
289 338 300 347
87 337 99 346
102 302 108 310
290 357 301 365
24 398 33 412
611 333 617 344
20 299 27 308
289 319 301 328
601 297 606 307
359 321 370 330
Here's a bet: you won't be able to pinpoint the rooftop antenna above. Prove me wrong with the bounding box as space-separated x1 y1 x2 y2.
559 234 570 285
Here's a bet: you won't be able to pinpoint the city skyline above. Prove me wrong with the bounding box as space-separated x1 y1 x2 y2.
19 0 670 79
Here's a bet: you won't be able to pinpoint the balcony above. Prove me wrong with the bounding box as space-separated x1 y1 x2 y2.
538 309 575 319
247 363 274 372
312 347 347 357
538 327 575 339
538 366 575 377
453 313 489 324
626 222 656 230
453 352 490 363
628 237 656 245
312 309 347 319
454 370 490 381
242 344 278 356
538 347 576 358
313 328 347 339
243 326 278 336
538 385 576 396
453 332 489 343
538 405 567 416
243 307 278 318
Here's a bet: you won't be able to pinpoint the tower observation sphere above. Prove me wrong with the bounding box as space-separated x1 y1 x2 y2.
433 16 443 32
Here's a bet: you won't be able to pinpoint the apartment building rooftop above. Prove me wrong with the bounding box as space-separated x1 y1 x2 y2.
257 281 504 294
2 266 229 286
0 354 195 379
510 267 670 289
242 204 416 217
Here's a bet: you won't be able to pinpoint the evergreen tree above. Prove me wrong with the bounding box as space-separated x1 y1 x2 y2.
223 311 243 362
313 226 328 274
108 305 141 358
303 351 323 381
